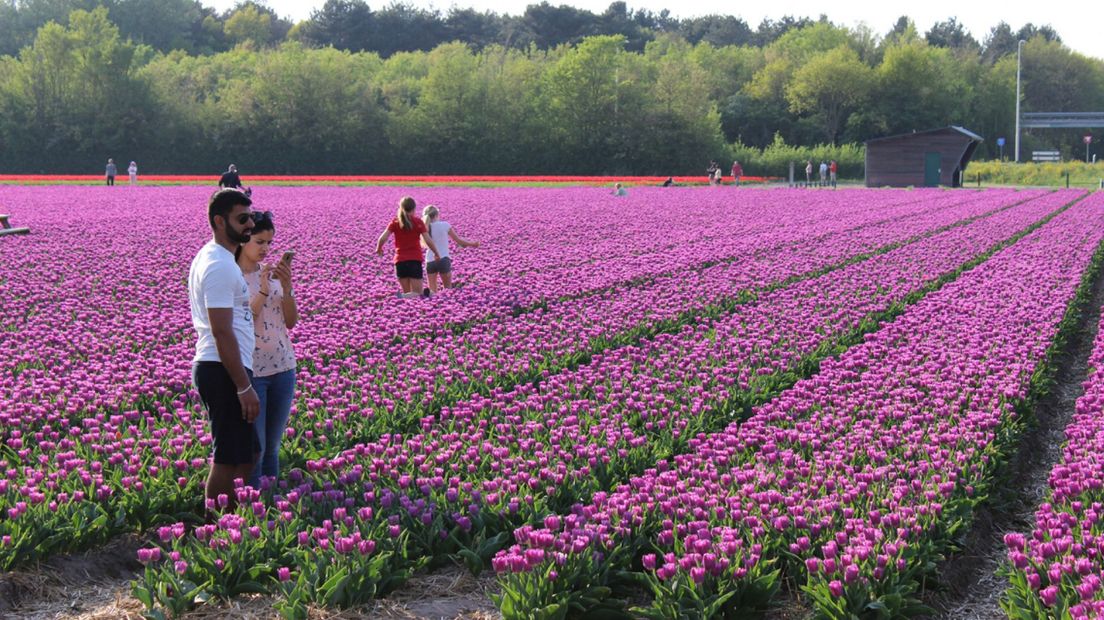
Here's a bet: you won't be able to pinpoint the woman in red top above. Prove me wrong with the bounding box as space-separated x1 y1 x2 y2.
376 196 442 298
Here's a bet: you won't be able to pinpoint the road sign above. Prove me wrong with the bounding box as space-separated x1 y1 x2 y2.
997 137 1006 146
1086 135 1094 144
1032 150 1061 162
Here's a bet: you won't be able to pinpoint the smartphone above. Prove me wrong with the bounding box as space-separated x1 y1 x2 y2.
280 250 295 266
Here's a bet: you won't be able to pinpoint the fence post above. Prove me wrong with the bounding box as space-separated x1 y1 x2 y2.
1066 172 1070 188
977 172 981 188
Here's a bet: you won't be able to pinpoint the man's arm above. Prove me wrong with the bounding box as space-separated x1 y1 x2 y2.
208 307 259 421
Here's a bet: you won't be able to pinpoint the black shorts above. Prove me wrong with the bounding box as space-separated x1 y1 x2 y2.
193 362 259 465
426 257 452 275
395 260 422 279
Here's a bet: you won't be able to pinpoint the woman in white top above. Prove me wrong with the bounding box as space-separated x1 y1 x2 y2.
421 204 480 293
127 161 138 185
235 211 299 488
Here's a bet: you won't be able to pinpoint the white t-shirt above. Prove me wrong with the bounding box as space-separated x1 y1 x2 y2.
426 220 451 262
188 240 254 370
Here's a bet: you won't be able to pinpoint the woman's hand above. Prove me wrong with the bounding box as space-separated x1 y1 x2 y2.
274 261 293 295
259 264 274 295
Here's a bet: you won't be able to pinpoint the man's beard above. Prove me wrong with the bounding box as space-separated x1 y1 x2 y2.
227 221 252 244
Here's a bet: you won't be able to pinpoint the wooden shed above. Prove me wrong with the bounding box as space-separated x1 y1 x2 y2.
864 126 983 188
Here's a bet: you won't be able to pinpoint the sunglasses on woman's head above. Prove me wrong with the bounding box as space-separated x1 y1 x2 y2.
251 211 274 224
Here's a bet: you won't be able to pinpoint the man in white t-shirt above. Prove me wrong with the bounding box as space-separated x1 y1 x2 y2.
188 188 259 512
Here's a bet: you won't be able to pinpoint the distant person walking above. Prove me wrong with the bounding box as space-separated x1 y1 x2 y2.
829 160 838 188
220 164 252 197
188 189 259 513
804 160 813 187
235 210 298 489
105 159 117 186
707 161 719 186
422 204 480 294
128 161 138 186
731 160 743 187
819 161 828 187
376 196 442 299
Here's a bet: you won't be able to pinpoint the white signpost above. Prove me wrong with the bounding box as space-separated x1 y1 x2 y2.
1086 135 1093 163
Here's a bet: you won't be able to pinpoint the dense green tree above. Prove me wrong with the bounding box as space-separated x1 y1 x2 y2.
444 8 506 50
295 0 374 52
925 17 980 54
0 7 151 169
786 45 874 144
0 5 1101 174
676 15 753 48
872 40 974 136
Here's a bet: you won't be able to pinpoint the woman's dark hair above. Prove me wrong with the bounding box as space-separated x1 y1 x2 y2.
235 211 275 261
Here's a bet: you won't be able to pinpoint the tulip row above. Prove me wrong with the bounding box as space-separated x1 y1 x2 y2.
2 186 1013 569
1004 223 1104 617
493 191 1104 619
125 190 1080 616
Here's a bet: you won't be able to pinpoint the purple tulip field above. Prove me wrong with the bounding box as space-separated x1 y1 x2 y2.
3 185 1104 618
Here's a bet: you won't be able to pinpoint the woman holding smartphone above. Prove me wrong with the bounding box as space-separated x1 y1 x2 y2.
235 210 298 488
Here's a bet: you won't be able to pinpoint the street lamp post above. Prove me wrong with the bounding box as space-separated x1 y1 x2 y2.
1015 40 1025 163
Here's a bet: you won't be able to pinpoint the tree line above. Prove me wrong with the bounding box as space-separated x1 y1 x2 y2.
0 1 1100 175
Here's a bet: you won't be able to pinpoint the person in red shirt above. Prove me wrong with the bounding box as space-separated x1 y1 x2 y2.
375 196 442 298
731 160 743 187
829 160 838 188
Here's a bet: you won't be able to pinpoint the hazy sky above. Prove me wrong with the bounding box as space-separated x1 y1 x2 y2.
208 0 1103 60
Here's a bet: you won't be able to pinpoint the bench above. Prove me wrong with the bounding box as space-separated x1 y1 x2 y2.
0 214 29 236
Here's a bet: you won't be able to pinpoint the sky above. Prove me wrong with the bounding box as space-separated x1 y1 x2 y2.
207 0 1103 60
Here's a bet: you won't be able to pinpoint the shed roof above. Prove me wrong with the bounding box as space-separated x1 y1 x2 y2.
865 125 984 145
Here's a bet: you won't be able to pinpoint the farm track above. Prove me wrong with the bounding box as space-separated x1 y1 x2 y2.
925 235 1104 619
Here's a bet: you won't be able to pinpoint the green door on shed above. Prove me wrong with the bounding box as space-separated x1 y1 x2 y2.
923 152 942 187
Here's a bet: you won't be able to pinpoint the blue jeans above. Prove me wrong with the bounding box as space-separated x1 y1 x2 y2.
249 368 296 487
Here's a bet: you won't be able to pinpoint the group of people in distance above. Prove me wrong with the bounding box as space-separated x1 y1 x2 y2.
804 160 839 188
706 160 744 186
188 187 480 512
104 158 138 186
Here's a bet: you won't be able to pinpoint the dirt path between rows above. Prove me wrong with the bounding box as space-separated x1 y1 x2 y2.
4 554 502 619
924 255 1104 619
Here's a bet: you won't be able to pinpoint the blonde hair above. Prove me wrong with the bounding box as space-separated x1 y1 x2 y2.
397 196 416 230
422 204 439 228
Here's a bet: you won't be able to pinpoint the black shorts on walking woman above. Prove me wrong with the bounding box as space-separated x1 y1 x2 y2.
395 260 422 279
